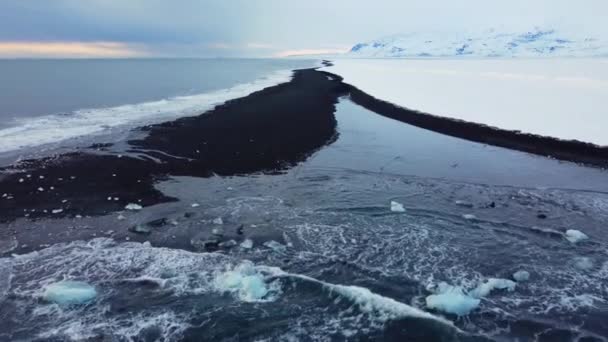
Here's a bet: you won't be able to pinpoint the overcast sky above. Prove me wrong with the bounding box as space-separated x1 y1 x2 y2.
0 0 606 58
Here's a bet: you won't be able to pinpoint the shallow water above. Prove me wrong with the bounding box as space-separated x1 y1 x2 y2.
2 98 608 341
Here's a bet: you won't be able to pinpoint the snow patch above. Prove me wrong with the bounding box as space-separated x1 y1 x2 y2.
322 59 608 146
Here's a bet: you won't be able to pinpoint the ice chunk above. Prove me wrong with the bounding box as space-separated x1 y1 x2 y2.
214 262 274 302
263 240 286 252
469 278 516 298
191 203 200 208
51 209 63 214
565 229 588 243
462 214 477 220
212 217 223 225
425 283 480 316
390 200 405 212
513 270 530 282
125 203 143 211
43 281 97 305
240 239 254 249
574 257 594 270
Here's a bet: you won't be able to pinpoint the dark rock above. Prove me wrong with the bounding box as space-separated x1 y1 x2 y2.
537 213 547 219
147 218 167 227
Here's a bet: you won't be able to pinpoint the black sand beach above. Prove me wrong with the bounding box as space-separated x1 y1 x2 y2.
1 63 607 239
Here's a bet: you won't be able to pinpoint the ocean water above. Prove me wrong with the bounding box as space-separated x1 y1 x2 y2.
0 58 315 156
1 62 608 341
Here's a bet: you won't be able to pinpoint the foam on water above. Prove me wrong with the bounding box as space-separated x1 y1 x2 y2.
0 69 293 154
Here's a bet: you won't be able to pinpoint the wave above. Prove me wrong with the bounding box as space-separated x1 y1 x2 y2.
0 69 293 154
0 238 454 341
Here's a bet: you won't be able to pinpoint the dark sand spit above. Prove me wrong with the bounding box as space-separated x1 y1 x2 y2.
1 63 607 227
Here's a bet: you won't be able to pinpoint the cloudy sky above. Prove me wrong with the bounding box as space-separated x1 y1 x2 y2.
0 0 606 58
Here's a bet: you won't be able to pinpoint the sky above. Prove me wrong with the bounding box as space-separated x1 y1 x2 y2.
0 0 606 58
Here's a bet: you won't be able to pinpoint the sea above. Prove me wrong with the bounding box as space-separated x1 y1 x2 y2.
1 59 608 341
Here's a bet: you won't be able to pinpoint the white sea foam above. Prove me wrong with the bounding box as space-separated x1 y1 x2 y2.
0 69 293 153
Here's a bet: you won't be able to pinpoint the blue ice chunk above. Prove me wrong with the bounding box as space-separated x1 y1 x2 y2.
425 283 480 316
43 281 97 305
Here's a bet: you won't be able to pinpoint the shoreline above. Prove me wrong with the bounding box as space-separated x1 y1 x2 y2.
0 64 607 236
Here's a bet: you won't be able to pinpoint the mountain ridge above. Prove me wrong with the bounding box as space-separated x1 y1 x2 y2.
347 28 608 58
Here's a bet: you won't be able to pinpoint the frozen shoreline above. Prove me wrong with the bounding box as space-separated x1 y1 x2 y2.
322 58 608 146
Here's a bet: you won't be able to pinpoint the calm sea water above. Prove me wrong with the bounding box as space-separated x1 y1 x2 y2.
0 58 315 156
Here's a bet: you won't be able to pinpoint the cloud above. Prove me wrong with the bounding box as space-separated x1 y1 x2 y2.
207 43 232 49
275 48 349 57
0 41 146 58
246 42 274 49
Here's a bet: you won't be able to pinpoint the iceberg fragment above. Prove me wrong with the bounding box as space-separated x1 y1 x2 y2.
390 201 405 212
469 278 516 298
425 283 480 316
125 203 143 211
513 270 530 282
214 262 276 302
574 257 593 270
263 240 287 252
43 281 97 305
565 229 588 243
462 214 477 220
240 239 254 249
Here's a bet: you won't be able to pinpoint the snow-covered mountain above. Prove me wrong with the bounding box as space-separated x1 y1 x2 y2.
348 29 608 58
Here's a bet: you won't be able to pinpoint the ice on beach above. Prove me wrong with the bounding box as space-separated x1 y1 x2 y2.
214 262 273 302
565 229 588 243
425 283 480 316
125 203 143 211
51 209 63 214
469 278 516 298
513 270 530 282
323 59 608 146
390 200 405 212
240 239 254 249
43 281 97 305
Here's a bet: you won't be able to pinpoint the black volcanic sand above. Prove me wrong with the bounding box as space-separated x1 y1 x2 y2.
1 65 607 240
0 69 346 226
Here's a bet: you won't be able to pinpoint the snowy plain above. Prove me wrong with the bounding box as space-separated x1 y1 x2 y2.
322 58 608 146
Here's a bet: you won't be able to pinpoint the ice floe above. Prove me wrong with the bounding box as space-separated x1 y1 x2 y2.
425 283 480 316
125 203 143 211
214 261 280 302
390 200 405 212
468 278 516 298
43 281 97 305
240 239 254 249
513 270 530 282
565 229 588 243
